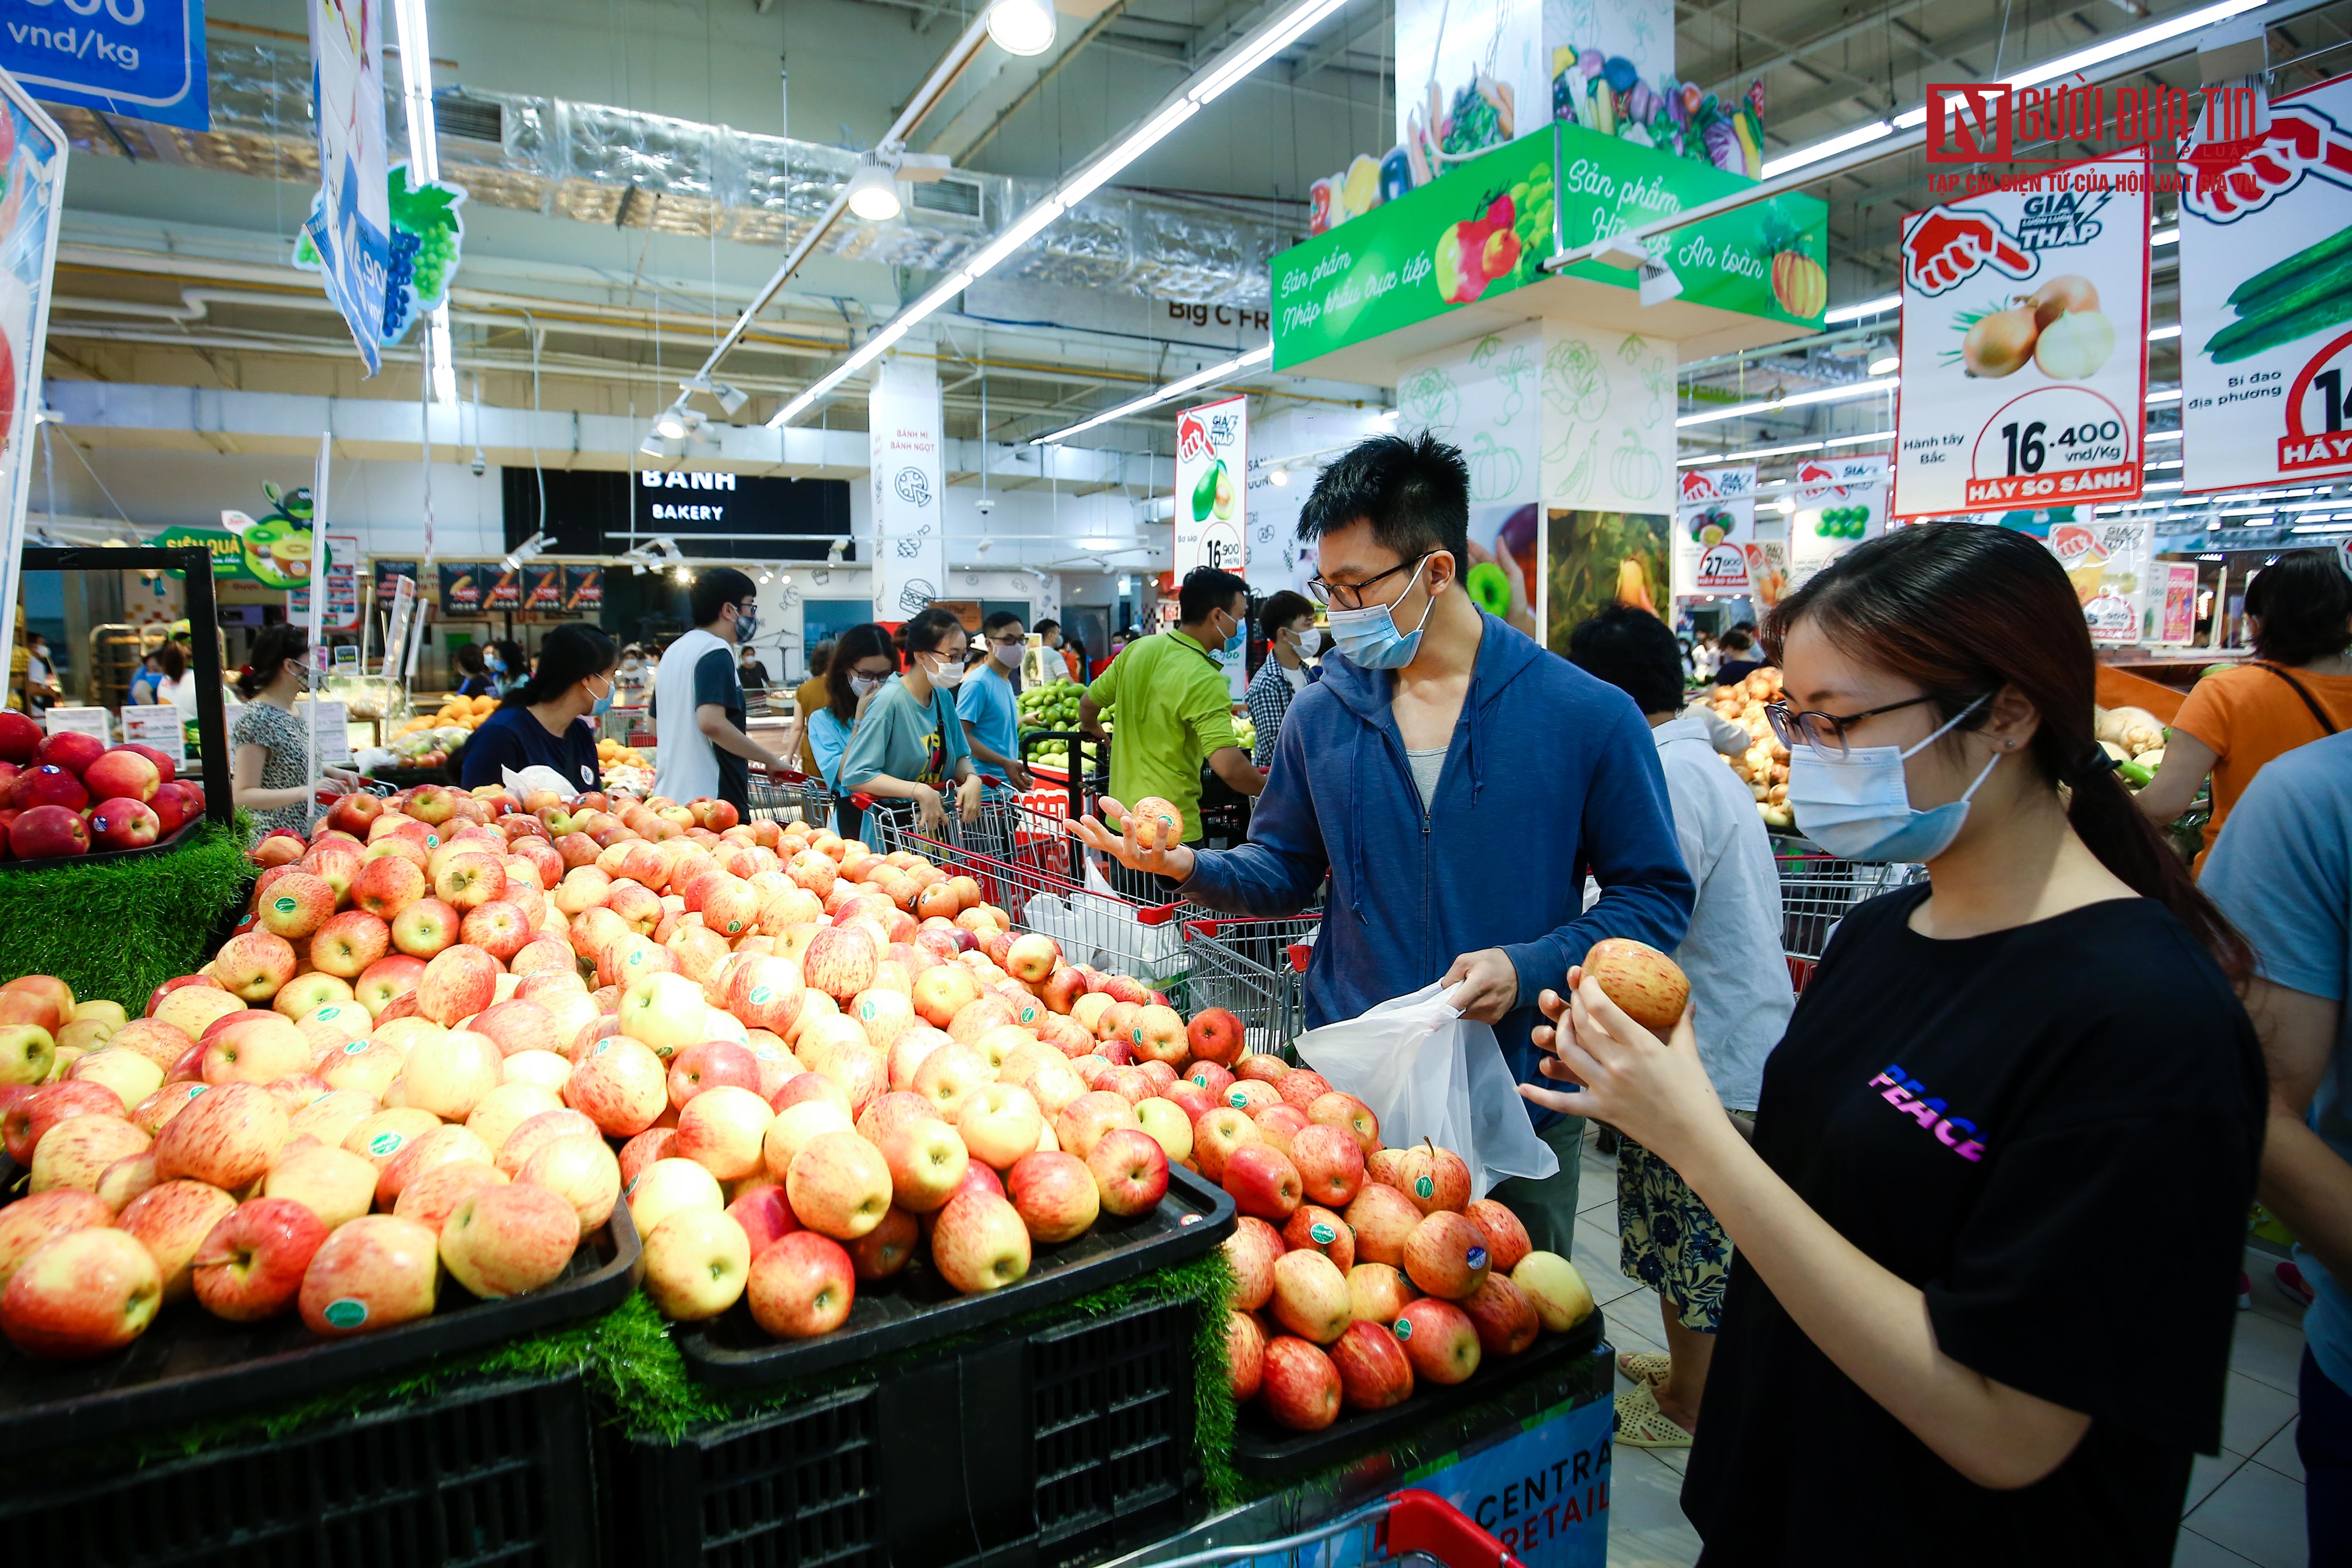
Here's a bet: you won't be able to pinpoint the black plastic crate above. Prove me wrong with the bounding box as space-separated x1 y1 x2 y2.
610 1295 1202 1568
0 1374 599 1568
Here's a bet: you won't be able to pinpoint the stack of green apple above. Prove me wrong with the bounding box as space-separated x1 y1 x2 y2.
1016 680 1086 734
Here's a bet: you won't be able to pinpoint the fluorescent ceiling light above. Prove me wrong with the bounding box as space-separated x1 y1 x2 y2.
2291 522 2352 532
1768 0 2266 186
1868 355 1899 375
1676 453 1725 466
1824 430 1894 447
2147 389 2182 404
2153 227 2180 246
1677 378 1895 428
2148 429 2182 441
1705 439 1826 462
772 0 1347 430
1763 120 1892 179
985 0 1057 57
1824 295 1899 324
1034 344 1273 444
2148 326 2181 341
1059 101 1200 208
846 161 903 222
1188 0 1349 106
391 0 456 406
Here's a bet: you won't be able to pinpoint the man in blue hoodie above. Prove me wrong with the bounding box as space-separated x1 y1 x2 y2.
1073 433 1694 1247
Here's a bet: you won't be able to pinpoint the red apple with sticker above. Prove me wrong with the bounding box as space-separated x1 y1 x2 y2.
1393 1296 1481 1384
298 1214 440 1336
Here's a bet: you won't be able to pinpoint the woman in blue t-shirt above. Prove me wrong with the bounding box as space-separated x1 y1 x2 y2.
460 624 617 793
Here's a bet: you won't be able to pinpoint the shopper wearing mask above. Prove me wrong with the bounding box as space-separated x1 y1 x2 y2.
1246 590 1319 769
615 645 653 709
2199 725 2352 1564
738 643 773 691
231 624 357 841
1079 567 1264 879
959 611 1035 791
805 624 896 838
1523 523 2261 1561
1074 434 1693 1247
1564 604 1790 1450
460 624 617 792
128 651 166 706
837 606 982 836
2135 548 2352 871
651 568 789 817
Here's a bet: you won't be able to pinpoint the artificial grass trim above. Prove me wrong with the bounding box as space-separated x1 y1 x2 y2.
0 819 253 1007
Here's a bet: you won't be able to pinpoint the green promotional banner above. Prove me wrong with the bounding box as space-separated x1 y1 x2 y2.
1274 132 1557 370
1548 124 1827 324
155 482 320 589
1272 123 1828 370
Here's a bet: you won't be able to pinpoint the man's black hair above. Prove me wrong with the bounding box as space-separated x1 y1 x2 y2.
1296 432 1470 568
1178 567 1249 626
1565 605 1685 717
982 609 1025 636
1033 618 1061 638
690 567 758 628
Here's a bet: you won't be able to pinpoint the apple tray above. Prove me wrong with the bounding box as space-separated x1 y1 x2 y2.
1228 1305 1608 1480
677 1163 1237 1387
6 816 209 871
0 1193 641 1460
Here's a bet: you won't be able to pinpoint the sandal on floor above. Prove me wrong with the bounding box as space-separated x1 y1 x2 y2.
1614 1386 1695 1448
1617 1351 1671 1387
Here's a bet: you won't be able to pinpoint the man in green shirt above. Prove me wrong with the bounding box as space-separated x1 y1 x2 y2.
1080 568 1263 871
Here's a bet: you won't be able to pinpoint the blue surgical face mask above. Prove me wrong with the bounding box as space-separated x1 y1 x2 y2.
1325 558 1433 670
589 675 615 717
1206 611 1244 666
487 655 506 674
1786 695 2001 863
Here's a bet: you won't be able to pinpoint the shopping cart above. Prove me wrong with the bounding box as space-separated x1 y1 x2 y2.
1775 842 1924 993
855 790 1195 996
1147 1491 1524 1568
1180 913 1319 1063
747 767 837 831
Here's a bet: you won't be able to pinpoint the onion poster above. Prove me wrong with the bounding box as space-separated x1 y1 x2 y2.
1671 465 1757 598
2178 71 2352 493
1790 455 1888 585
1893 150 2150 518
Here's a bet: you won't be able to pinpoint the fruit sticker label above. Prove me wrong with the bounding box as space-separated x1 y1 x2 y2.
1671 465 1756 598
322 1297 369 1329
1790 457 1889 586
1893 150 2150 518
1173 395 1247 579
2043 518 2152 644
2178 72 2352 493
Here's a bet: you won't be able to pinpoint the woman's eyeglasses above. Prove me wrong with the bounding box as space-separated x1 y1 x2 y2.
1764 693 1977 760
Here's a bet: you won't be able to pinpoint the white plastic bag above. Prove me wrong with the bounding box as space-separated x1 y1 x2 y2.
500 764 575 801
1293 982 1559 1199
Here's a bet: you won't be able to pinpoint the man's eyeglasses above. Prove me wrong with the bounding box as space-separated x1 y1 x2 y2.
1763 693 1982 761
1308 552 1431 610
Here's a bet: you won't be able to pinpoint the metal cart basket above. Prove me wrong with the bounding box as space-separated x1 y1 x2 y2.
1147 1491 1524 1568
1180 913 1319 1063
747 767 837 830
1775 842 1924 993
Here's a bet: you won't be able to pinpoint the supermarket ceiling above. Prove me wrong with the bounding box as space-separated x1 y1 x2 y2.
35 0 2352 461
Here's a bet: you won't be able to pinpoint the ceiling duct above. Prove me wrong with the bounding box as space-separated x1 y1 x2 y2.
48 41 1281 308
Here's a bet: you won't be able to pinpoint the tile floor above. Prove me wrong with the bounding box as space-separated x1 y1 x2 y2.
1564 1131 2314 1567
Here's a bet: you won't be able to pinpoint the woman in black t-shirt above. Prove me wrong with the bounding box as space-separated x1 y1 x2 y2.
1522 524 2263 1565
460 624 618 794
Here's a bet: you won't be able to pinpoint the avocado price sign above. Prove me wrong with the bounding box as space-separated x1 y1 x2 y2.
1174 396 1246 577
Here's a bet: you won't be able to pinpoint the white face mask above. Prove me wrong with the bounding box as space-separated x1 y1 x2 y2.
924 653 965 691
1786 695 2001 863
849 672 884 697
992 641 1022 669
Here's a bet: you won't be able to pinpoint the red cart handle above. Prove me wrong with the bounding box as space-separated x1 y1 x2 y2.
1378 1490 1525 1568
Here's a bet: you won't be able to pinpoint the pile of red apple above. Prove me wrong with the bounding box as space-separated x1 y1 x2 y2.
0 711 204 860
0 780 1257 1357
1218 1133 1596 1435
